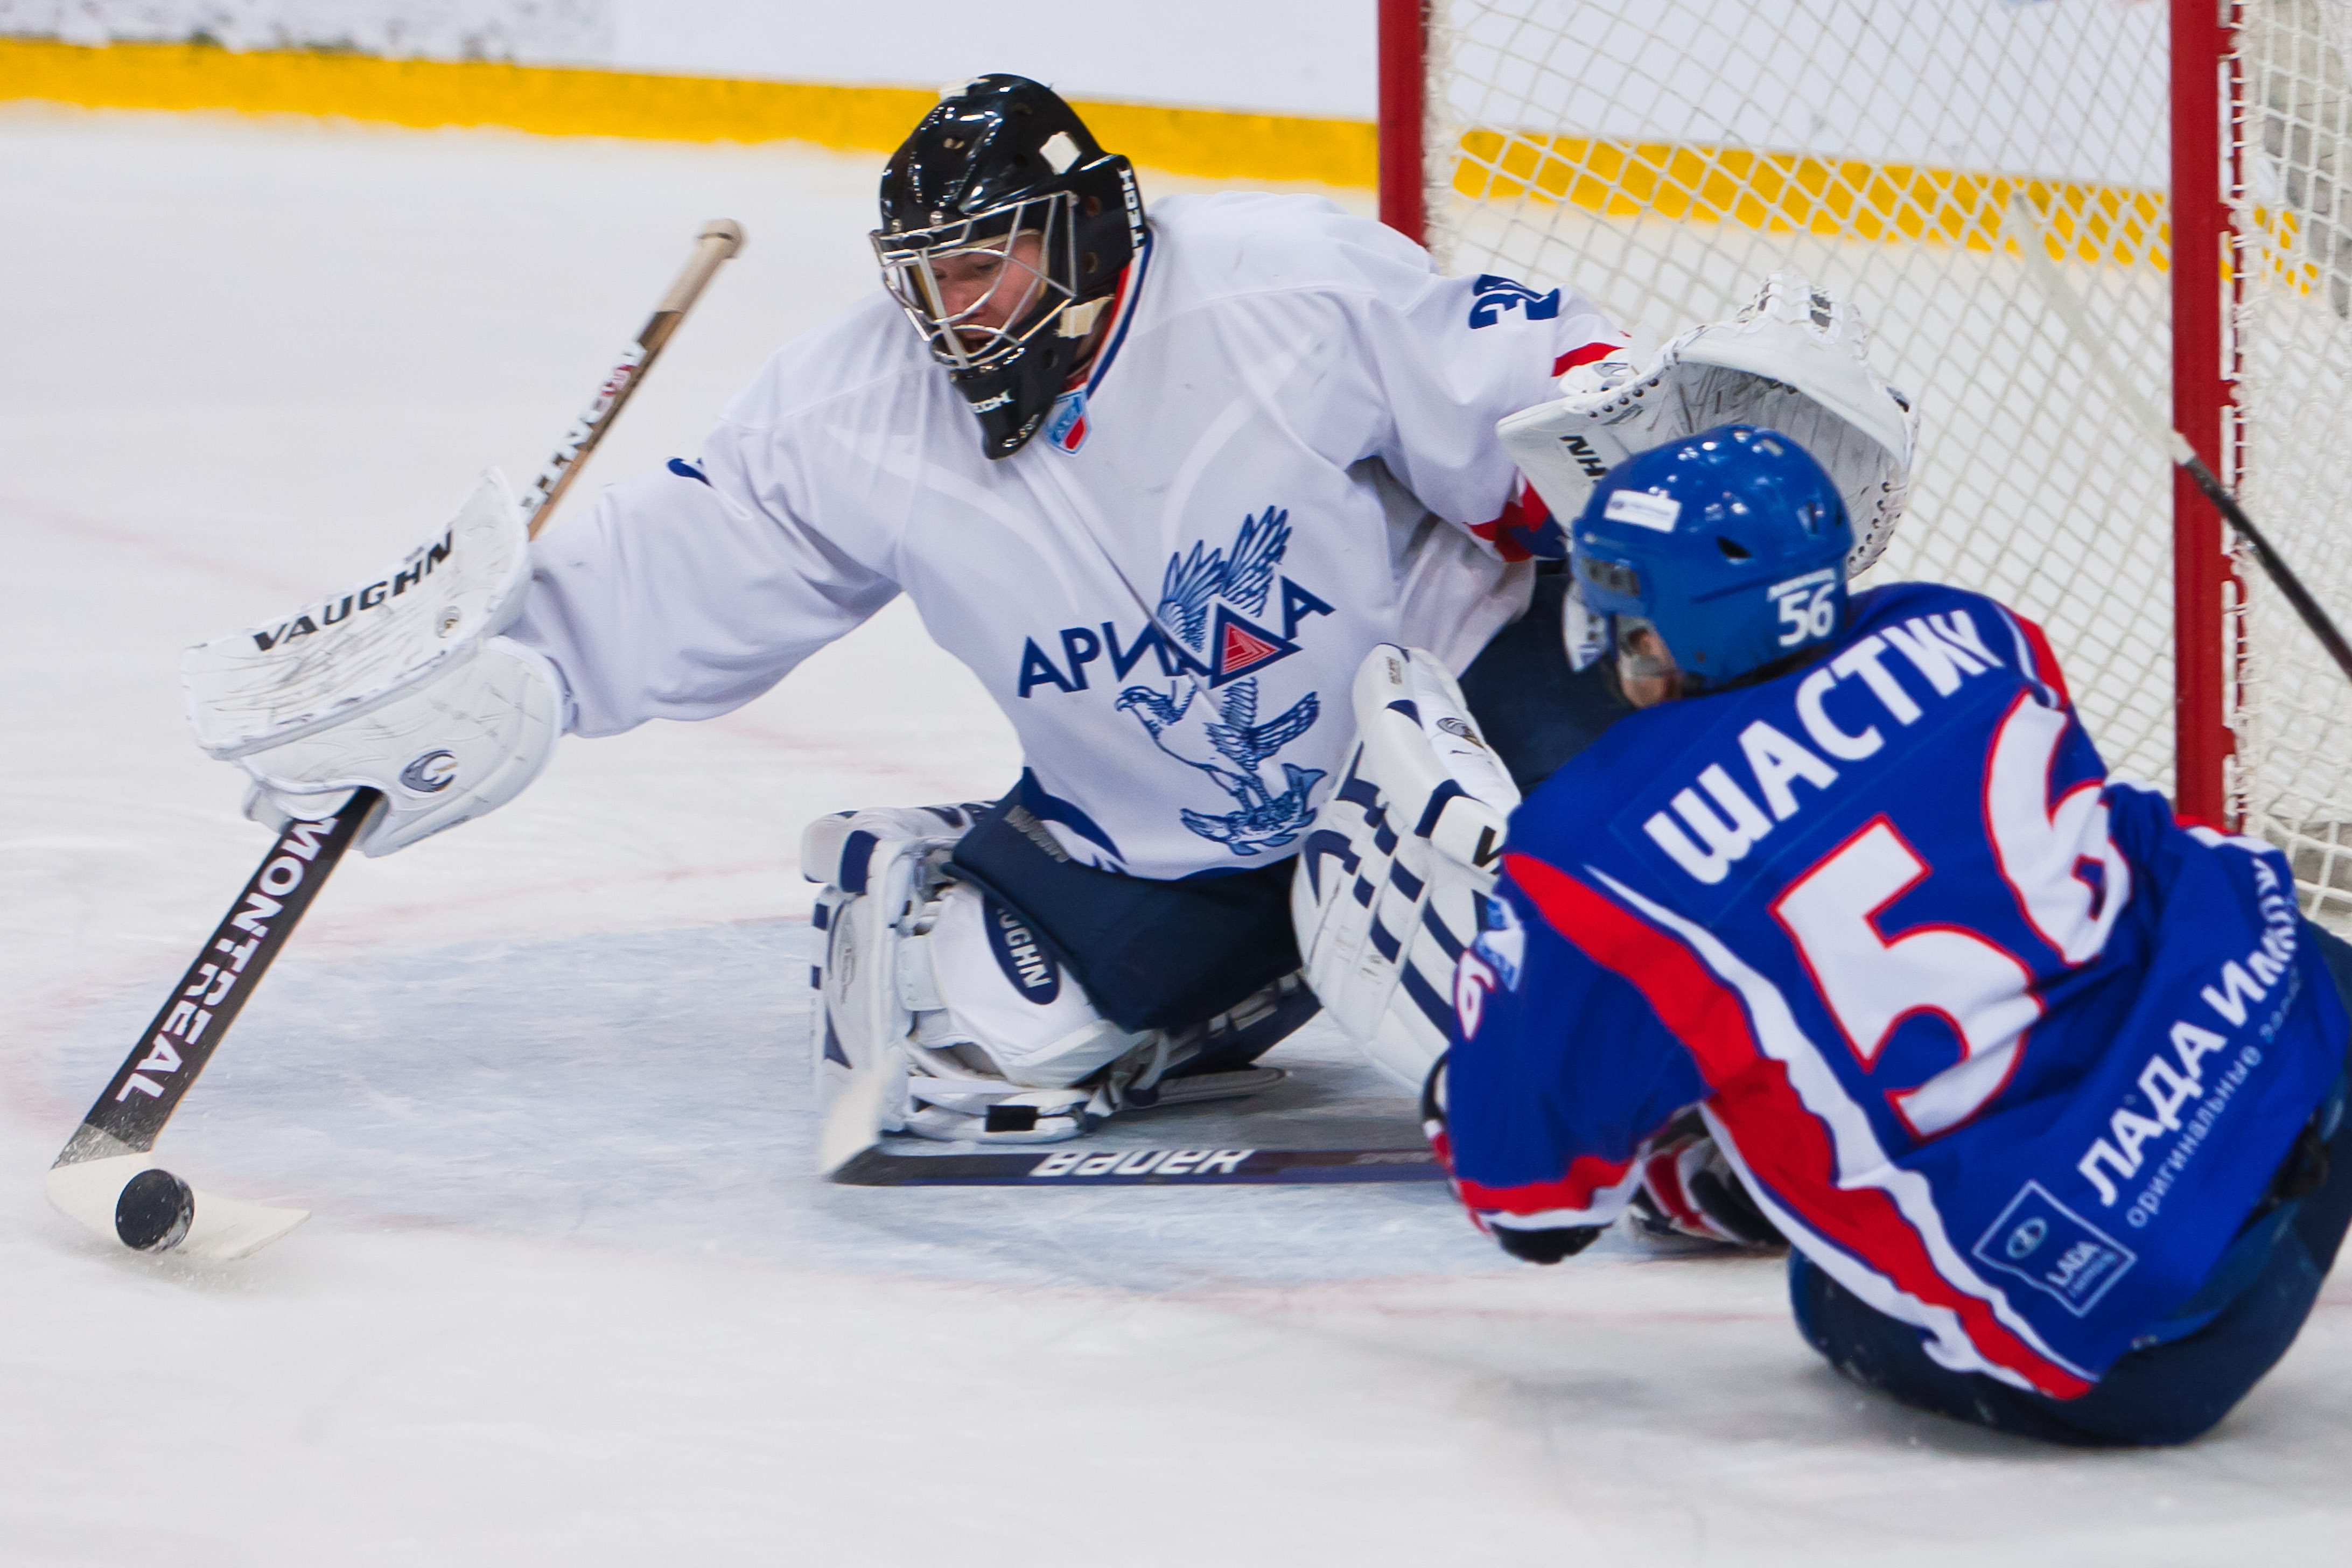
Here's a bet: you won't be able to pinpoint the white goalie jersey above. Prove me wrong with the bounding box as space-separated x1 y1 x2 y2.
510 191 1621 880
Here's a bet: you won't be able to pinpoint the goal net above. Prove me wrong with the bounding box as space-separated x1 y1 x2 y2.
1399 0 2352 920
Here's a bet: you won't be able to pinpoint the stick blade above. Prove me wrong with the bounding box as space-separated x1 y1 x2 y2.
179 1192 310 1261
814 1061 892 1178
46 1154 309 1261
824 1143 1445 1187
45 1154 148 1241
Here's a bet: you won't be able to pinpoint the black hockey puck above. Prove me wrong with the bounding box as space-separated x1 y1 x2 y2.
115 1167 194 1252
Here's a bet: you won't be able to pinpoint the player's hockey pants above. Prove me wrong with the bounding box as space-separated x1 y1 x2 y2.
1791 923 2352 1446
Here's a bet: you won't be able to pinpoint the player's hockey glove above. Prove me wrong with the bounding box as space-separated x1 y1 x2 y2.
1422 1052 1603 1265
1627 1110 1787 1250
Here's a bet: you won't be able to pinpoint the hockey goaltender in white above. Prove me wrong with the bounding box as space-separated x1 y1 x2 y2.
176 75 1911 1153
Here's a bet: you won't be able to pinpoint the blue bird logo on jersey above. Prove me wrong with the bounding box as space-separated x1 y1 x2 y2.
1111 506 1334 857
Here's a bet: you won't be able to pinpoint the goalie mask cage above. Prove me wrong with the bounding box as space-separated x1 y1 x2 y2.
1382 0 2352 921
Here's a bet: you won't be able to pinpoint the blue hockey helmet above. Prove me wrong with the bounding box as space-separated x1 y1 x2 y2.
1570 425 1852 690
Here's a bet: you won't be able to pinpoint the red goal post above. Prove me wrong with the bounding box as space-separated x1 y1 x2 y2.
1381 1 2352 916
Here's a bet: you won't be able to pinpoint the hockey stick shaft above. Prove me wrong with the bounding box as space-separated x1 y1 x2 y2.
827 1144 1444 1187
2183 453 2352 684
52 221 745 1190
54 792 373 1166
522 219 745 535
2007 194 2352 686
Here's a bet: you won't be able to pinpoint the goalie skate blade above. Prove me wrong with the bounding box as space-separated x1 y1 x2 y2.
45 1156 309 1261
826 1144 1445 1187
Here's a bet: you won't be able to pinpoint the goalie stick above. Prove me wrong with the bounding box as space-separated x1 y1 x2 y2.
45 219 745 1262
524 220 745 535
44 793 374 1259
828 1143 1444 1187
2008 193 2352 687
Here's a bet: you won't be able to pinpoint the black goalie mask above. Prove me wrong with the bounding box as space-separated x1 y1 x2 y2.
873 74 1143 459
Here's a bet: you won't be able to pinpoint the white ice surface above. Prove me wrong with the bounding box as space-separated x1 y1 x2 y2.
4 106 2351 1566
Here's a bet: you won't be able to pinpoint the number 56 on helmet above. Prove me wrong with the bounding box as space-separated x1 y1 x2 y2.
1570 424 1854 692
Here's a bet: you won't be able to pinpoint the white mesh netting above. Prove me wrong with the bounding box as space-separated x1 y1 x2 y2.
1427 0 2352 918
2240 0 2352 916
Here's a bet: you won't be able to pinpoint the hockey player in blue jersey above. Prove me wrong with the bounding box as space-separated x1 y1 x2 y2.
1431 424 2352 1445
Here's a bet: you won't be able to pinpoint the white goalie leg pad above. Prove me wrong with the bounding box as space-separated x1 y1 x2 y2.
186 470 558 856
913 881 1150 1089
1500 274 1920 577
805 803 1146 1144
1291 645 1521 1091
805 804 986 1127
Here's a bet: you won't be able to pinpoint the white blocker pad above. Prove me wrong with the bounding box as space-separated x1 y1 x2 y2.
1499 274 1919 577
182 471 560 856
1291 645 1521 1091
234 635 562 856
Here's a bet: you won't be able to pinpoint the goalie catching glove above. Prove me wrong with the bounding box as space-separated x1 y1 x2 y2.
1501 274 1917 582
180 471 562 856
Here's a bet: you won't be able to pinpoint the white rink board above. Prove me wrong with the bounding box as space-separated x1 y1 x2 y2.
2 0 2164 164
0 0 1383 117
4 107 2351 1565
